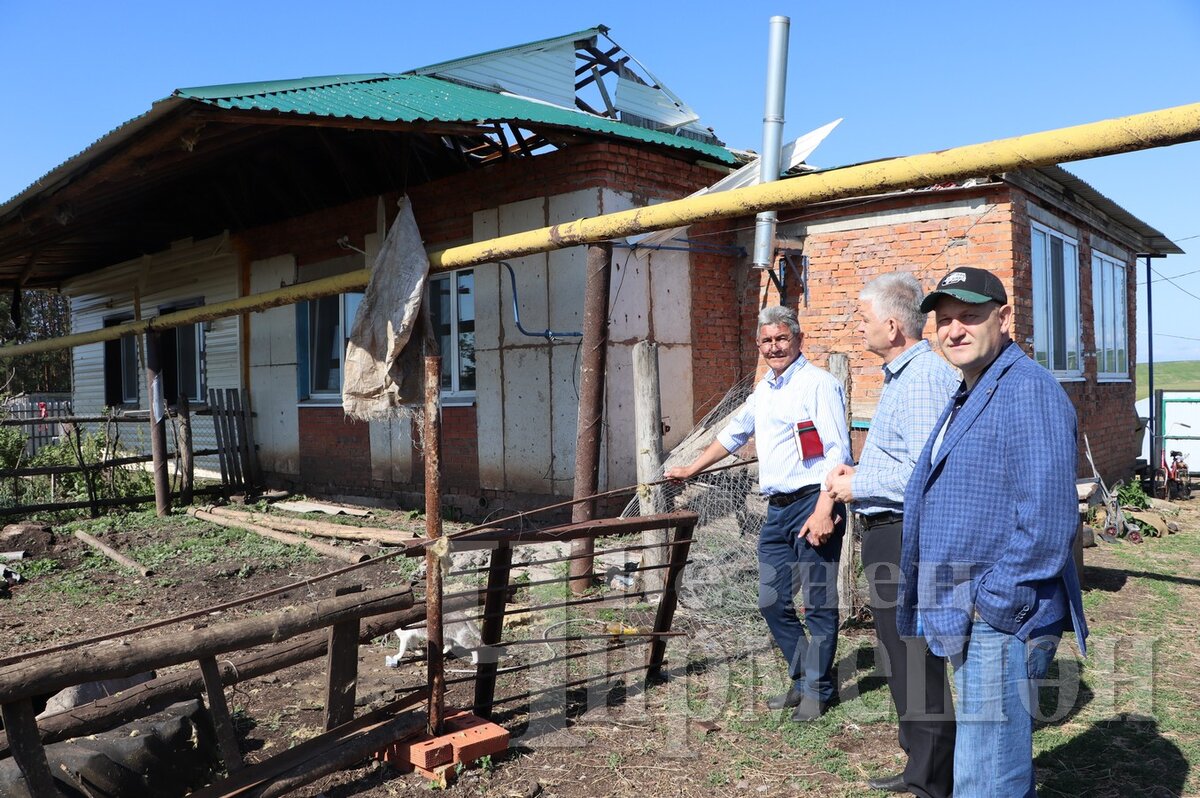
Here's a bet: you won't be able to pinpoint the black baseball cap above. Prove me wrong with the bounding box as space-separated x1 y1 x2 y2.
919 267 1008 313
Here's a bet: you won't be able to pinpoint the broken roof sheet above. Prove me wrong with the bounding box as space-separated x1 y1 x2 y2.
173 72 735 164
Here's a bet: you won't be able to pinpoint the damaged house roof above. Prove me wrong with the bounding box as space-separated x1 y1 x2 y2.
0 26 736 290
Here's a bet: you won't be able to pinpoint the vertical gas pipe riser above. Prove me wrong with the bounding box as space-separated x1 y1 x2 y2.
569 242 613 594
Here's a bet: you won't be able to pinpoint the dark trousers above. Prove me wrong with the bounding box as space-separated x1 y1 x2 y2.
757 489 844 703
862 519 956 798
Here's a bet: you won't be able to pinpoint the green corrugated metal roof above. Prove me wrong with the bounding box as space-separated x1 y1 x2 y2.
175 73 736 165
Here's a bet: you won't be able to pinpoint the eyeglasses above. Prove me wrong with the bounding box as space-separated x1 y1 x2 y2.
757 334 794 348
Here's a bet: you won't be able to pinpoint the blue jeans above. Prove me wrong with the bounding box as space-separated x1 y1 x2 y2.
951 619 1058 798
757 490 844 703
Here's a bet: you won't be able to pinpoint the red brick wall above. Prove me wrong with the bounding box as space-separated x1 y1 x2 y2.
713 183 1136 485
297 406 372 490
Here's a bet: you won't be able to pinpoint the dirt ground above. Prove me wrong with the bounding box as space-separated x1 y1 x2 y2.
3 494 1199 797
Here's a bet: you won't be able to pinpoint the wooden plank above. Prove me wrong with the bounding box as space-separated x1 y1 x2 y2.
222 390 244 489
199 655 244 773
188 692 426 798
646 520 695 677
324 585 362 731
75 530 153 577
179 394 194 505
472 542 512 719
209 388 230 487
188 507 369 564
0 596 479 758
0 585 412 705
230 389 254 489
239 389 261 486
0 698 63 797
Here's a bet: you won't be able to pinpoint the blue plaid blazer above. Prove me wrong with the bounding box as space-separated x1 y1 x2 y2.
897 342 1088 659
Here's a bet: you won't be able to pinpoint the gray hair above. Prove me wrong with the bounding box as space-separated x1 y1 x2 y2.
860 272 928 339
757 304 801 337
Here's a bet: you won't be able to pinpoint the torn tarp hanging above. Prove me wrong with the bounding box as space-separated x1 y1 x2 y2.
342 196 431 420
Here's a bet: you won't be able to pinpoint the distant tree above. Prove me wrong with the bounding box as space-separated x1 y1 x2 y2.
0 289 71 394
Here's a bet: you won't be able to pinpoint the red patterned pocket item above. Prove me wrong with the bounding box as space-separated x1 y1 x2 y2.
794 419 824 460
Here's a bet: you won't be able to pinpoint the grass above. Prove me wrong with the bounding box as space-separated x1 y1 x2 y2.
1135 359 1200 401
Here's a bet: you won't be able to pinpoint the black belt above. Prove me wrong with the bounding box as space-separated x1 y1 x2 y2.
766 484 821 508
858 511 903 529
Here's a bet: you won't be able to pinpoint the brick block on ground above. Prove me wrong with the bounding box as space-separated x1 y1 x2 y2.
374 710 509 781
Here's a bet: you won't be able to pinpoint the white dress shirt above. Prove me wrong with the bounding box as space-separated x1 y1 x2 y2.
716 355 852 496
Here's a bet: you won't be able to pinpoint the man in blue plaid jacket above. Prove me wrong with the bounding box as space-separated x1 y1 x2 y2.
898 267 1088 798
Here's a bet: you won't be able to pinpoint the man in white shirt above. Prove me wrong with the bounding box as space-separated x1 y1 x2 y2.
666 305 851 720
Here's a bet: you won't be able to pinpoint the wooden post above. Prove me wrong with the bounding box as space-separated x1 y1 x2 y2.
569 242 612 594
324 585 363 730
423 354 445 736
473 542 512 719
144 331 172 516
199 655 244 773
179 394 194 505
646 519 695 678
633 340 668 595
209 388 230 487
827 352 859 622
0 698 63 797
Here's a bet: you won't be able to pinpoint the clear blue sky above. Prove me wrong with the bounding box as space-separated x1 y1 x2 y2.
2 1 1198 360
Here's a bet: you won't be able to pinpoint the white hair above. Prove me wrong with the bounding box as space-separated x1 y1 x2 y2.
860 272 928 339
756 305 800 337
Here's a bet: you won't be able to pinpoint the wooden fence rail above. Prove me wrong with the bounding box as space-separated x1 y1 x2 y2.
0 585 414 796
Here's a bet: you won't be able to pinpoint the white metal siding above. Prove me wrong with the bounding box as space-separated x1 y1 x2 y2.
429 43 577 109
64 235 239 474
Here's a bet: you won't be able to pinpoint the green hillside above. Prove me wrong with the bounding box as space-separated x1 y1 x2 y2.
1136 360 1200 401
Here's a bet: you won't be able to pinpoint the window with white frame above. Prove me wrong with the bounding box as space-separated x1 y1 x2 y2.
305 292 363 397
428 269 476 396
1091 252 1128 379
1030 222 1082 375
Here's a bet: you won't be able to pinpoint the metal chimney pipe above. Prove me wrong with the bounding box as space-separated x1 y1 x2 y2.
752 15 790 271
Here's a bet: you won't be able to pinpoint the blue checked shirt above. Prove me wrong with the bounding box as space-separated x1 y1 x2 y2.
852 340 960 515
716 355 851 496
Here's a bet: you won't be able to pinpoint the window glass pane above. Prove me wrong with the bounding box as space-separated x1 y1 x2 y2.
177 324 200 401
310 295 342 393
1091 255 1105 372
429 277 453 390
1115 264 1128 374
344 293 364 341
1031 229 1049 368
1105 261 1117 373
120 336 139 402
456 271 476 392
1049 237 1066 371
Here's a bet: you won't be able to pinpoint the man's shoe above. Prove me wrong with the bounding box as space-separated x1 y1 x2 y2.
765 687 804 710
866 773 907 792
789 694 838 722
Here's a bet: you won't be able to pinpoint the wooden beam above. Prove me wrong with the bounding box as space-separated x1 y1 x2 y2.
199 656 244 773
0 585 413 705
0 699 63 796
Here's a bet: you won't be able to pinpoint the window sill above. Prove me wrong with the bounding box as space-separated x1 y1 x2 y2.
297 396 343 408
1053 375 1086 383
441 394 477 408
1097 376 1132 384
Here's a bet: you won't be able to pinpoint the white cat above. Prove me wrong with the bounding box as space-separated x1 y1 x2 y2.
385 617 497 667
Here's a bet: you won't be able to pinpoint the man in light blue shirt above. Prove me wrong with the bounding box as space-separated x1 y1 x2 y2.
825 273 958 796
666 304 851 721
